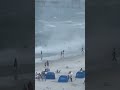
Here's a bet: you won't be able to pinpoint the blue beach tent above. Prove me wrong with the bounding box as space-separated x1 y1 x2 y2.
58 75 68 82
46 72 55 79
76 71 85 78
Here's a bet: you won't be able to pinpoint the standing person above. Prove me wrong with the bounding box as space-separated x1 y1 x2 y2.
44 62 47 67
14 58 18 70
112 48 117 62
82 47 84 52
61 51 63 58
41 51 43 60
69 71 73 82
14 58 18 80
46 60 49 67
81 47 84 55
63 50 64 58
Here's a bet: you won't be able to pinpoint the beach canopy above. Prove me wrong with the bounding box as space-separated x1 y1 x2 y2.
58 75 68 82
46 72 55 79
76 71 85 78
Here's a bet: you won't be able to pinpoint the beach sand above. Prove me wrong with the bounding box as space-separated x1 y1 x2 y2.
35 55 85 90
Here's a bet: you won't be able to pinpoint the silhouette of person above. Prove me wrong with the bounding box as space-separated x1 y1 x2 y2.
41 51 43 60
82 47 84 52
80 68 83 72
14 58 18 70
112 48 117 62
14 58 18 80
63 50 64 57
46 60 49 67
44 62 46 67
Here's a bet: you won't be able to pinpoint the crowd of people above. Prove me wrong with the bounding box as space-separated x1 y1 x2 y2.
35 71 47 81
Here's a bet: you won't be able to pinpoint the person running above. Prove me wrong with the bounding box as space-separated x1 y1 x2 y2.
41 51 43 60
112 48 117 62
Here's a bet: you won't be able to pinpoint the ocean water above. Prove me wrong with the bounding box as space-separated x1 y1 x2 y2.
35 0 85 63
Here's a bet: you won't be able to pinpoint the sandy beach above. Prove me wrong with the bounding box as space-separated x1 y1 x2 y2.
35 54 85 90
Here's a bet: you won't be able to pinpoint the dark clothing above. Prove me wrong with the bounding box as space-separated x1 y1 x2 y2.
63 50 64 54
80 68 83 71
14 58 18 68
28 81 33 90
41 51 43 60
41 51 42 55
82 48 84 52
62 50 64 57
45 62 46 67
70 77 72 82
14 58 18 80
112 49 117 61
46 61 49 66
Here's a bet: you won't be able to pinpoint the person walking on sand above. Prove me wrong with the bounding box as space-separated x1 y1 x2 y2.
41 51 43 60
112 48 117 63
